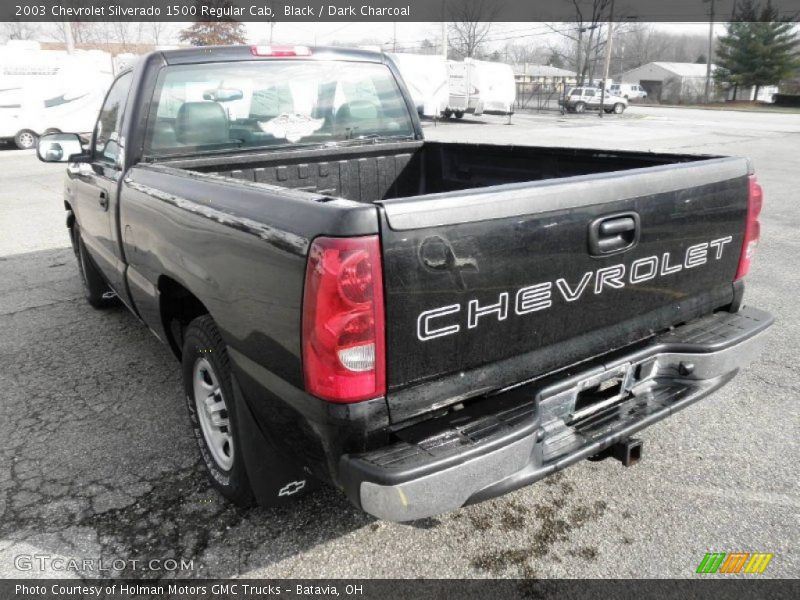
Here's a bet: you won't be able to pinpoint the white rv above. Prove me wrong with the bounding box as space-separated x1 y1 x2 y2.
445 60 481 118
444 58 516 119
471 59 516 115
387 53 449 118
0 42 114 149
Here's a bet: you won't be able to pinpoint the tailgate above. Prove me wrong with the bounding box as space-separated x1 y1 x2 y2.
377 157 750 422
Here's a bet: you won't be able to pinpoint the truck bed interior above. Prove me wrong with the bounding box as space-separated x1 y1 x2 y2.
166 141 713 203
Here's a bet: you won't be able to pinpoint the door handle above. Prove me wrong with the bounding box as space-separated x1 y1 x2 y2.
589 212 640 256
98 190 109 211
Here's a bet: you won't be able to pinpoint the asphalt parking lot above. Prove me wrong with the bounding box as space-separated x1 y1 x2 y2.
1 105 798 579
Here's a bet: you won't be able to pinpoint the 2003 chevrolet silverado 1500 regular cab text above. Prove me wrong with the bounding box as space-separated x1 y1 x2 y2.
36 45 773 521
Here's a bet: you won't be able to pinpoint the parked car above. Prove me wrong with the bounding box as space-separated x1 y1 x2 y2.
609 83 648 100
37 45 772 522
562 87 628 113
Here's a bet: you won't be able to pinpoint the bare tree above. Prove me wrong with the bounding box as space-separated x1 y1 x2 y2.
1 21 40 42
609 24 709 78
146 22 173 46
107 22 148 51
547 1 612 84
447 0 501 59
503 42 550 65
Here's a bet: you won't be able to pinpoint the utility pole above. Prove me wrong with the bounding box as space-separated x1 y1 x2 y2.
392 22 397 52
441 21 447 59
599 0 615 117
63 22 74 54
704 0 715 103
574 24 598 86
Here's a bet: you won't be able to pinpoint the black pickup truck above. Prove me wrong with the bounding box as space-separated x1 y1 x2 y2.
37 45 772 521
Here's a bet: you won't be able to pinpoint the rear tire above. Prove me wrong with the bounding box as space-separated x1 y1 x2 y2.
574 102 586 113
74 223 117 309
14 129 37 150
454 111 464 119
442 109 453 118
183 315 255 507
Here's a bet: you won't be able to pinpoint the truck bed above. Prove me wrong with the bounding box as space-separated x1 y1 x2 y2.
162 141 712 204
151 141 749 423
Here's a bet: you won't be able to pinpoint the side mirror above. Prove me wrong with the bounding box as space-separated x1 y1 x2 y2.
37 133 84 163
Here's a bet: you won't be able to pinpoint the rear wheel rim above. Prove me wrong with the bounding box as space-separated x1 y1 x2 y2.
615 104 624 113
193 358 234 471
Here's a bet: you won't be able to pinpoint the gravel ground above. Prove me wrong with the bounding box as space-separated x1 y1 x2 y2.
0 106 797 579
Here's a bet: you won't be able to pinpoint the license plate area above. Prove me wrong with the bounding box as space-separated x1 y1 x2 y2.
537 363 634 425
571 373 626 421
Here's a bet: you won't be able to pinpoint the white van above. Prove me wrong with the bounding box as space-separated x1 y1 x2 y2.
608 83 648 100
0 42 114 149
388 53 449 118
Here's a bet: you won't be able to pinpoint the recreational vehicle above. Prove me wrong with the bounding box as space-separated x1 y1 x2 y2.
387 52 449 118
444 58 516 119
0 42 114 149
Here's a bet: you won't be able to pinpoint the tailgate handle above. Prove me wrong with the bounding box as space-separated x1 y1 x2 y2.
600 217 635 236
589 212 640 255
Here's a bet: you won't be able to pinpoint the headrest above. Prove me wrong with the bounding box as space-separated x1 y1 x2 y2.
175 102 229 145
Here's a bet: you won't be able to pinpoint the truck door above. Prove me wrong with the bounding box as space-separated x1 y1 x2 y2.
71 71 132 301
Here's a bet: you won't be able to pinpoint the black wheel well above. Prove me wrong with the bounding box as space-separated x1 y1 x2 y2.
159 276 210 359
65 202 77 251
65 201 75 227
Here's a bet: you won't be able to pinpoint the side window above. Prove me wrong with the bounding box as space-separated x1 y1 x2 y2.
94 72 132 165
585 89 596 97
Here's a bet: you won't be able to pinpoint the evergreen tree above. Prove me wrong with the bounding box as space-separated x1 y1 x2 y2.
715 0 799 100
179 1 247 47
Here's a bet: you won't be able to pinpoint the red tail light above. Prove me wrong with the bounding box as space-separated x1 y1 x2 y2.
302 236 386 403
250 45 312 57
735 174 763 280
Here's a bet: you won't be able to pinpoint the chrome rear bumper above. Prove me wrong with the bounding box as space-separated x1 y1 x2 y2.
341 307 773 522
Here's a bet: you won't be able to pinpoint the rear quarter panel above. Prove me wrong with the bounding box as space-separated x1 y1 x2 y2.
119 165 379 387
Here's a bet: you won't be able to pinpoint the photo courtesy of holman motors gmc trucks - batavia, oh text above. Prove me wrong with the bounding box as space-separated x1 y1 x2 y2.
36 44 773 522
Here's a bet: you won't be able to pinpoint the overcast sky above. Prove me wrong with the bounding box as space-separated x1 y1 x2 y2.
5 21 726 52
246 21 724 50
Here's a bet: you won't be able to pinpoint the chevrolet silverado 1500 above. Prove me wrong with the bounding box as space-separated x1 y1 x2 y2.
36 45 773 521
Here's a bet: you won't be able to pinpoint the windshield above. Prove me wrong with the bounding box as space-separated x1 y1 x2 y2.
144 60 415 158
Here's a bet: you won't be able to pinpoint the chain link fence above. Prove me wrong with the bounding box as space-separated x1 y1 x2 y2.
515 81 568 112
